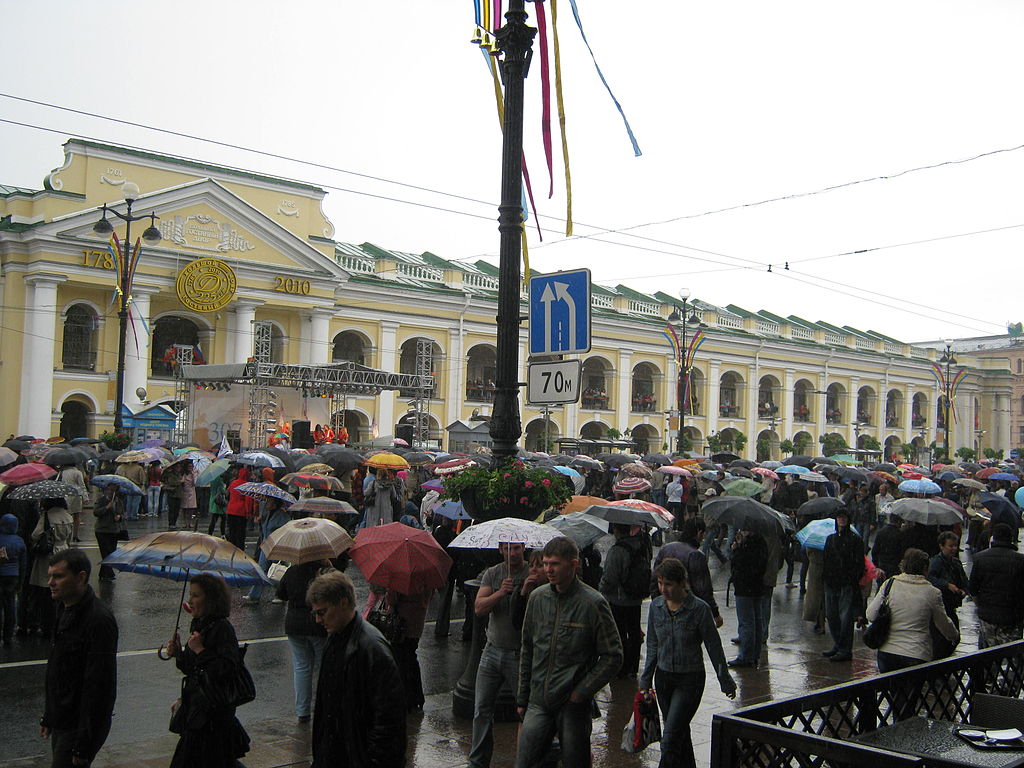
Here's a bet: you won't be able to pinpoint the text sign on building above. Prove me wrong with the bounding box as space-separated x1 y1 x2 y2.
527 360 582 405
529 269 591 355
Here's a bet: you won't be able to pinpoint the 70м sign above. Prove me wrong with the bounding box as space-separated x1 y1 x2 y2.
527 360 582 405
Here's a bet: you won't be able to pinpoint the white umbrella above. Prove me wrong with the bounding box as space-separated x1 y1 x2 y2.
449 518 562 549
261 517 355 564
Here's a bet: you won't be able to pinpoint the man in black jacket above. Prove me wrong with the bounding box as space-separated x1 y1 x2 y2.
968 523 1024 648
40 548 118 768
821 510 864 662
308 571 406 768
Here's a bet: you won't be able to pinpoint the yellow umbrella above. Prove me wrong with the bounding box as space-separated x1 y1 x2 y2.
364 452 410 470
559 495 610 515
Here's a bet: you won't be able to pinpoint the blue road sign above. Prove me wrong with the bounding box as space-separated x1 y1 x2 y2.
529 269 591 355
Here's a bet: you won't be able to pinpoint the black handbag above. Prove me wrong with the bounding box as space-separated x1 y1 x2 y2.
367 600 406 645
197 635 256 709
863 578 895 650
32 513 56 558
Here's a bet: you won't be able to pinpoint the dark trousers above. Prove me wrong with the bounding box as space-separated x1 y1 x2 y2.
207 513 226 537
0 574 18 640
824 583 857 656
655 669 705 768
393 636 424 709
225 515 247 552
611 603 642 676
51 718 111 767
166 496 181 528
515 699 592 768
434 571 456 637
95 532 119 580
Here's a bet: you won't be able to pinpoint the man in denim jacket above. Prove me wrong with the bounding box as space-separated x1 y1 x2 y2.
515 537 622 768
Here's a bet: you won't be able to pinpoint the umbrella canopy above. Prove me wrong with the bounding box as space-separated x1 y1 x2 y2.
978 493 1021 529
0 463 56 486
568 456 603 471
802 472 829 483
402 451 436 467
2 439 31 451
989 472 1020 482
776 465 811 475
642 453 672 466
975 467 1001 480
101 530 269 585
288 497 358 516
547 512 608 548
89 474 143 496
431 500 473 521
722 478 765 498
582 503 671 530
898 478 942 495
196 458 232 488
782 455 814 467
952 478 987 491
796 518 862 551
1015 487 1024 509
618 462 654 480
613 476 652 495
0 446 17 466
260 517 355 564
729 459 757 469
796 497 847 520
657 465 689 476
751 467 779 481
315 446 366 473
9 479 84 500
234 482 296 505
959 462 983 474
299 462 336 475
760 460 783 469
431 457 478 475
701 496 793 537
115 449 154 463
869 471 899 485
280 473 344 492
888 498 963 526
42 448 83 467
937 471 965 482
616 498 674 525
420 478 444 493
560 495 609 515
829 454 862 465
449 517 564 548
236 451 286 469
872 463 898 473
96 449 125 462
596 453 638 468
364 452 410 470
349 522 452 593
710 452 740 464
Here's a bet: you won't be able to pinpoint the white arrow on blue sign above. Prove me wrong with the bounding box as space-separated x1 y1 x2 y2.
528 269 591 355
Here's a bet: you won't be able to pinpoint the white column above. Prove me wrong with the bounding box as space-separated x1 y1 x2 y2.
446 327 464 429
746 367 760 453
19 274 66 437
904 385 915 444
377 321 399 437
232 300 263 363
301 308 333 365
996 394 1011 454
816 373 828 438
848 376 860 445
617 350 631 432
782 369 795 442
873 382 886 435
124 287 159 406
706 361 721 436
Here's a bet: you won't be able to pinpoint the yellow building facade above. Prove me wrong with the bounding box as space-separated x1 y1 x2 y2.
0 139 1013 459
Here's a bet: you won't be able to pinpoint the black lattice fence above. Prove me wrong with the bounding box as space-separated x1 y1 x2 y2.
711 641 1024 768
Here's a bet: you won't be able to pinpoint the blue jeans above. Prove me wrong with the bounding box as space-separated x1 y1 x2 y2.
145 486 162 517
246 549 270 601
760 589 773 644
655 669 705 768
469 644 520 768
123 495 141 520
287 634 326 717
824 583 857 655
734 594 764 663
515 699 592 768
701 526 725 561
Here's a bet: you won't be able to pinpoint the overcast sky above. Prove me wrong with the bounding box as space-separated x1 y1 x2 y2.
3 0 1021 343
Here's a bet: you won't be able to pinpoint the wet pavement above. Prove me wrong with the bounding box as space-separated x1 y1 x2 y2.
0 515 982 767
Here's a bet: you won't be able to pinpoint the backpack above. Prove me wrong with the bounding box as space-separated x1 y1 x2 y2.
618 542 652 600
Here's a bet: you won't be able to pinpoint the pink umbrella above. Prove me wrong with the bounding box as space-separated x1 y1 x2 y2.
613 476 652 495
392 438 410 447
751 467 780 481
616 498 675 524
656 465 688 476
431 457 478 475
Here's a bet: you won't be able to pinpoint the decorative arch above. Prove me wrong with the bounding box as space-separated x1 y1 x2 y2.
885 389 903 428
524 417 560 452
59 397 93 441
399 337 443 397
630 361 661 413
682 426 703 453
719 371 745 419
912 392 928 428
884 434 902 461
331 408 369 444
398 410 442 441
581 357 614 410
793 379 815 423
718 427 743 454
792 430 814 455
856 385 876 425
579 420 610 440
331 329 373 366
936 394 949 430
630 423 660 454
466 343 498 402
757 375 782 418
57 389 101 412
756 428 780 462
825 383 847 425
61 303 100 371
151 315 204 377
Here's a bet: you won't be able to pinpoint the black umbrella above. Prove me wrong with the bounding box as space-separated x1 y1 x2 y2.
702 496 793 537
68 437 101 445
782 455 814 467
642 453 672 466
15 435 37 442
711 452 740 465
797 497 847 520
834 466 868 483
729 468 755 479
9 480 84 500
402 451 435 467
256 446 296 472
813 456 838 465
699 461 718 471
318 447 366 473
872 463 898 473
290 452 322 470
729 459 757 469
960 463 983 474
979 493 1021 529
97 449 124 462
42 448 84 467
596 453 637 468
3 439 31 451
569 456 603 470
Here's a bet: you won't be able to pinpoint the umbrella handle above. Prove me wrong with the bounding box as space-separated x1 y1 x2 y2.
159 570 191 660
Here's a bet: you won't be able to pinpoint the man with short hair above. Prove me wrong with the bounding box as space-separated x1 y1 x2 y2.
467 542 529 768
598 523 650 678
651 517 723 628
822 509 864 662
308 571 406 768
969 523 1024 648
515 537 622 768
40 549 118 768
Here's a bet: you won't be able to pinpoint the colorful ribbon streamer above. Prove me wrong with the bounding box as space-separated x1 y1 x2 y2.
535 0 554 198
550 0 573 235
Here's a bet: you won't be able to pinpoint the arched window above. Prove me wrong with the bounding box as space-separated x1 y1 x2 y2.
270 324 285 364
62 304 98 371
151 317 200 377
332 331 368 365
59 399 92 440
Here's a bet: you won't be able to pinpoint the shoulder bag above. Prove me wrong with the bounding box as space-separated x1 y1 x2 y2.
197 626 256 709
32 513 56 558
367 598 406 645
863 578 895 650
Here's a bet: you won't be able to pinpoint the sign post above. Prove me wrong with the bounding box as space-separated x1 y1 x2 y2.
529 269 592 356
527 360 582 405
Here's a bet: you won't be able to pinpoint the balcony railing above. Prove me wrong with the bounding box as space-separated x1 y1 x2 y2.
794 405 812 423
631 395 657 412
719 404 740 418
582 392 610 410
466 383 496 403
825 410 843 424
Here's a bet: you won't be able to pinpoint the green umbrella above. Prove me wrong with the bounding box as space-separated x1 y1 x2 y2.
196 458 231 488
722 478 765 498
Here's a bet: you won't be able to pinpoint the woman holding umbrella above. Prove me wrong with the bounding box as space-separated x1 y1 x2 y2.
26 498 74 635
93 485 125 582
165 574 251 767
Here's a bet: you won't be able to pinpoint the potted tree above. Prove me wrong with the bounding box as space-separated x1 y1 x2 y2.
441 461 574 523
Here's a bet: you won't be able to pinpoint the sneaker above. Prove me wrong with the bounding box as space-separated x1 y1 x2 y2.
271 598 285 604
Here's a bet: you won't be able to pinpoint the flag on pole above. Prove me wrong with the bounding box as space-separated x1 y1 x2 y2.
217 434 232 459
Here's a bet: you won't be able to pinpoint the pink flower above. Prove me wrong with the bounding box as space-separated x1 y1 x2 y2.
524 481 534 489
500 497 509 503
541 478 552 487
519 496 529 504
503 473 511 479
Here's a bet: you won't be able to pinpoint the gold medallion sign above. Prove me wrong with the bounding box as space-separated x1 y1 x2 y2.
175 258 237 312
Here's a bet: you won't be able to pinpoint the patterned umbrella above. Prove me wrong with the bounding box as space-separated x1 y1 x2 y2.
0 446 17 466
0 463 57 486
261 517 355 564
952 478 986 491
751 467 779 481
9 479 84 500
89 474 144 496
350 522 452 593
299 463 336 475
613 476 652 495
619 462 654 480
449 518 563 549
559 495 609 515
583 503 672 531
430 457 477 475
431 500 473 521
616 498 674 525
280 473 344 491
236 452 286 469
116 449 154 463
898 478 942 495
288 497 358 516
101 530 269 586
234 482 296 505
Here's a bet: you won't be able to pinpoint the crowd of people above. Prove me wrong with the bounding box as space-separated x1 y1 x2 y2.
2 433 1024 768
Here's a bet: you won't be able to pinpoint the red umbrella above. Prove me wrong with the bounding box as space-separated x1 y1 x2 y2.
0 463 57 486
349 522 452 595
976 467 1001 480
616 498 675 524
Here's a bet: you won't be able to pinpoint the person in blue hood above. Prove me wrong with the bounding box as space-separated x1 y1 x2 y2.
0 512 28 645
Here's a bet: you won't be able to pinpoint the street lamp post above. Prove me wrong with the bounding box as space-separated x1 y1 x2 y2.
92 182 162 434
667 289 700 454
489 0 535 462
938 340 957 460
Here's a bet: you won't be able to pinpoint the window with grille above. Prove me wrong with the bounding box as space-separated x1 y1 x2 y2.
62 304 98 370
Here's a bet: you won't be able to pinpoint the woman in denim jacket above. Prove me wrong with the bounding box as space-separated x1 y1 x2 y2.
639 557 736 768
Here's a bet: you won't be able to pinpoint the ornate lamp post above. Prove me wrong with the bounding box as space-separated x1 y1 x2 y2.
938 340 958 459
667 289 701 454
92 182 162 433
489 0 536 462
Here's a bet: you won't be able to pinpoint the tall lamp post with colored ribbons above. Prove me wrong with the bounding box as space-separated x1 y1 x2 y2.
667 289 702 454
92 182 162 434
936 340 963 461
